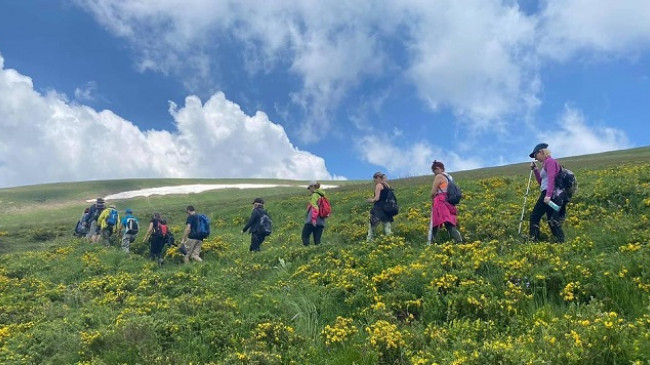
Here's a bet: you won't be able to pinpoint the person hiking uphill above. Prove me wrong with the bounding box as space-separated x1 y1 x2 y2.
85 198 106 243
529 143 566 243
118 208 139 253
141 212 166 264
302 181 327 246
181 206 206 263
97 204 120 246
242 198 270 252
366 172 393 241
428 161 462 244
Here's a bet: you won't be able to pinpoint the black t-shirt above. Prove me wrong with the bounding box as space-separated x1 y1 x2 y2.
186 214 200 240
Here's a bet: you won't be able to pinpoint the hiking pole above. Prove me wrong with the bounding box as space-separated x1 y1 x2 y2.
517 167 534 235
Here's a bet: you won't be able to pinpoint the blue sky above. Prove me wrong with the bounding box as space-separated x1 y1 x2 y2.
1 0 649 188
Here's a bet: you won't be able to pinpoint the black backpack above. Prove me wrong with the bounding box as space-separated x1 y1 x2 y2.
260 212 273 236
444 174 462 205
554 166 577 203
382 187 399 216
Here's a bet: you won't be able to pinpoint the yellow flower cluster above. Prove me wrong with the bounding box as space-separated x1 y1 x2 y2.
321 316 358 346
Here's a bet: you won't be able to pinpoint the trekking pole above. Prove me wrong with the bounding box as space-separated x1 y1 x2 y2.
517 167 534 235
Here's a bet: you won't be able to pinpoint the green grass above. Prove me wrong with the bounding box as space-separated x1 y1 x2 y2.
0 146 649 364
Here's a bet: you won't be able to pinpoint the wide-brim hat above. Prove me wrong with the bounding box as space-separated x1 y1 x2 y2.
307 180 318 189
529 143 549 158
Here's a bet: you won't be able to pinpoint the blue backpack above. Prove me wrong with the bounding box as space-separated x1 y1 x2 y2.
194 214 211 239
106 209 119 226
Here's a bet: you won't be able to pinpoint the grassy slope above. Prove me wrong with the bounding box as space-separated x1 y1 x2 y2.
0 146 649 364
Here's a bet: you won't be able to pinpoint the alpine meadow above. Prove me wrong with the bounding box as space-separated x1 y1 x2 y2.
0 147 649 365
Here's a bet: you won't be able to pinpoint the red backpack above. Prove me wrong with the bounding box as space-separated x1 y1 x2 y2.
316 192 331 218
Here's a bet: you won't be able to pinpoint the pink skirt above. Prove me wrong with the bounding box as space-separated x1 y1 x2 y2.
431 193 458 227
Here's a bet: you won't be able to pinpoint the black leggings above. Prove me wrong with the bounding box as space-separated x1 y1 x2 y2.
530 191 566 242
250 233 266 252
302 224 324 246
432 222 463 243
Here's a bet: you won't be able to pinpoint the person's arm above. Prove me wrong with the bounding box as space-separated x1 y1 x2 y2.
532 163 542 185
141 222 154 242
181 223 191 243
430 176 443 198
243 210 257 232
367 183 383 203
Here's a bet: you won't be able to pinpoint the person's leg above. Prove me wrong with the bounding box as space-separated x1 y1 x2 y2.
183 239 199 263
367 222 375 241
445 222 463 243
86 221 96 240
313 226 324 245
301 224 313 246
190 240 203 262
548 204 566 243
250 233 263 252
384 222 392 236
121 234 131 253
529 192 547 241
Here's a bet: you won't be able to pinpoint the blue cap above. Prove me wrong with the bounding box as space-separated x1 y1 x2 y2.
125 208 133 213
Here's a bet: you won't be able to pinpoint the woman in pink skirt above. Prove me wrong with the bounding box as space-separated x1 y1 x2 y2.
427 160 462 244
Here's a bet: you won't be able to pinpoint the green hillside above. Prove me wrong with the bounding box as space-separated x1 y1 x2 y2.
0 147 649 364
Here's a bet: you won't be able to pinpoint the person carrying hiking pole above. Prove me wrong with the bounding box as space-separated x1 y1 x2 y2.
529 143 566 243
303 181 328 246
428 161 462 244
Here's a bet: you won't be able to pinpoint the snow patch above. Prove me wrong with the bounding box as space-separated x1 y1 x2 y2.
86 183 339 202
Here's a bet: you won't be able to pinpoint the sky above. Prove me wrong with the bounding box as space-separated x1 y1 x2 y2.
0 0 649 188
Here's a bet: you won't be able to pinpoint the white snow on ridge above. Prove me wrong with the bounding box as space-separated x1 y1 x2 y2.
86 183 339 202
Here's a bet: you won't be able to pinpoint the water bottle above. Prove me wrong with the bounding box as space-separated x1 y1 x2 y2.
546 200 560 212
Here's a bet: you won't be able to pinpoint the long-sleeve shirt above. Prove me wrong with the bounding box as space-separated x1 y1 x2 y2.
243 206 267 234
533 157 560 198
305 189 326 226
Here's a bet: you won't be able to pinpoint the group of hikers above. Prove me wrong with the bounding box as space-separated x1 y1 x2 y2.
73 143 572 263
74 203 210 264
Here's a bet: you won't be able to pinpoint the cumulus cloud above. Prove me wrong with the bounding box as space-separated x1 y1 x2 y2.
356 133 481 178
0 54 334 188
537 105 631 158
538 0 650 60
73 0 650 141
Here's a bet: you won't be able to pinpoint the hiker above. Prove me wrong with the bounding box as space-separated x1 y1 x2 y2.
366 172 393 240
118 208 139 253
85 198 106 242
529 143 566 242
74 208 90 237
242 198 270 252
302 181 327 246
141 212 167 264
428 161 462 243
97 204 120 246
181 205 206 263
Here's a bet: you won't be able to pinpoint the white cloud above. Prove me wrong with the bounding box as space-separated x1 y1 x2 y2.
356 134 481 178
537 105 631 158
73 0 650 141
402 0 539 127
538 0 650 60
74 81 98 102
0 54 334 188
